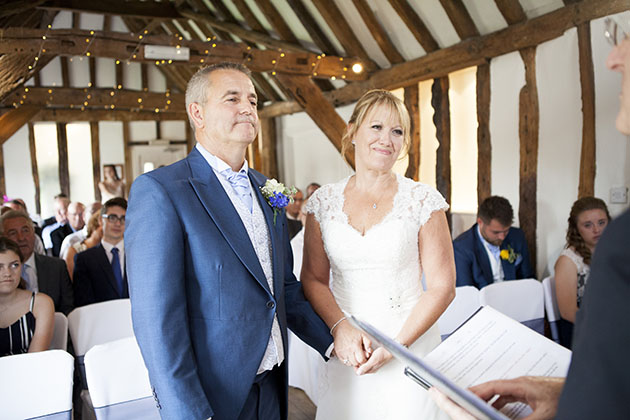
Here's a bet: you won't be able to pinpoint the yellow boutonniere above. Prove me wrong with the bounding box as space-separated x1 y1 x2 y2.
500 245 519 264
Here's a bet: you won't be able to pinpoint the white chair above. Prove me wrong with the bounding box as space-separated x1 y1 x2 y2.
479 279 545 334
0 350 74 420
85 337 160 420
49 312 68 350
437 286 481 340
542 276 561 343
68 299 134 356
68 299 134 420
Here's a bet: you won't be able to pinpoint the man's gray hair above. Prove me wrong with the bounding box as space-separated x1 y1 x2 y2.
185 62 253 132
0 210 32 234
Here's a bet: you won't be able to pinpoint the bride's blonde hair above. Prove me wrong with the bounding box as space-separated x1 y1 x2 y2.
341 89 411 163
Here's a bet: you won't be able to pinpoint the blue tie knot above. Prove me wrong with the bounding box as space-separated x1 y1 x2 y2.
223 168 253 212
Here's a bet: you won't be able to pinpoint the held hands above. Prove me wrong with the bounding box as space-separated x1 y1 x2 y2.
331 319 372 367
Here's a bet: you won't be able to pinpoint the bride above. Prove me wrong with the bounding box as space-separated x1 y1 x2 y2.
301 89 455 420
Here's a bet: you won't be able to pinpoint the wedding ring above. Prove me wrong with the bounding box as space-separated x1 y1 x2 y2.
343 359 350 365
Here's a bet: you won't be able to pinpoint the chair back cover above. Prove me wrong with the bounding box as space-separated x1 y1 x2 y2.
437 286 481 340
68 299 133 356
542 276 561 343
85 337 160 420
49 312 68 350
479 279 545 334
0 350 74 420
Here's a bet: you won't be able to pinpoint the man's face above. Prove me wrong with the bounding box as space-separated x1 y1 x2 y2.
54 198 69 224
478 218 511 247
3 217 35 260
286 191 304 218
67 203 85 231
102 206 126 244
193 69 259 150
607 36 630 135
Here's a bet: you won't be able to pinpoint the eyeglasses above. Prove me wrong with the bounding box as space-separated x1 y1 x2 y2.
605 17 629 46
102 214 125 224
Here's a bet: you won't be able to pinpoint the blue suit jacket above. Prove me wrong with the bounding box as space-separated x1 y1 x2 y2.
73 244 129 307
453 224 534 289
126 149 332 420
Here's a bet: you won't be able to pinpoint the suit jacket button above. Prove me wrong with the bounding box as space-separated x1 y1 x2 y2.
267 301 275 309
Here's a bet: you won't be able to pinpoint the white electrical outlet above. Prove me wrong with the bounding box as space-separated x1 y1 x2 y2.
610 186 628 204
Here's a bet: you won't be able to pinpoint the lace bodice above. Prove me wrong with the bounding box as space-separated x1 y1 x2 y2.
560 247 589 276
306 174 448 331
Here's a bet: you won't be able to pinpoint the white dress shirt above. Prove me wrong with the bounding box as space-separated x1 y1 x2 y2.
101 239 125 275
477 225 504 282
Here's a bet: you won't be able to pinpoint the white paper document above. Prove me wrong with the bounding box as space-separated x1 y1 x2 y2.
424 306 572 419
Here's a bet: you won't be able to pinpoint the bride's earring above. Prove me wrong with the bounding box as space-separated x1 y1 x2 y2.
351 140 356 145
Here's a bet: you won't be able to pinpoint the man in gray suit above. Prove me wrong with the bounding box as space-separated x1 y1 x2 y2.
2 210 74 315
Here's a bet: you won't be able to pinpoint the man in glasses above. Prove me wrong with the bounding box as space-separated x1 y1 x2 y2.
429 13 630 420
74 197 128 307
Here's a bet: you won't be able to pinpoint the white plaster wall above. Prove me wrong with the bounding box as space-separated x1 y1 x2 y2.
161 121 188 140
536 29 582 278
99 122 125 171
3 126 36 217
489 51 524 221
66 123 95 204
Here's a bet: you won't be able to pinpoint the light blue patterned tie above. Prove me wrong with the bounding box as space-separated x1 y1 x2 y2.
223 168 253 213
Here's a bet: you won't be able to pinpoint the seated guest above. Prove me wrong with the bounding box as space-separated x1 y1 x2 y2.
64 212 103 281
554 197 610 348
1 211 74 314
306 182 321 198
0 237 55 357
74 198 128 307
59 202 102 259
50 201 85 257
5 198 45 255
42 194 69 254
286 188 305 239
453 196 534 288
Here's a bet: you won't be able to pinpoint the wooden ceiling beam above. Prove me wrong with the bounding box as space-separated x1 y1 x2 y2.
285 0 339 55
352 0 404 65
387 0 440 53
0 106 40 145
0 28 367 80
255 0 301 45
494 0 527 25
439 0 480 39
274 73 354 169
260 0 629 118
38 0 180 20
310 0 378 72
4 87 184 111
33 108 187 122
1 0 47 19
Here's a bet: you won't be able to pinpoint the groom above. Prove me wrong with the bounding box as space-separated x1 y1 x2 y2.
126 62 332 420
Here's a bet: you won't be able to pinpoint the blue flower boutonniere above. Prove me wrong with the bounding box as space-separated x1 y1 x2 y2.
260 179 297 225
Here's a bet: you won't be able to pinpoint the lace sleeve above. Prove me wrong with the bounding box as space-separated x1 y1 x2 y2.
304 182 341 226
410 183 449 228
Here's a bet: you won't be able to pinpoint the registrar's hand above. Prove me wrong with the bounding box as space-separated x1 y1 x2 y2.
470 376 565 420
331 321 371 366
428 387 477 420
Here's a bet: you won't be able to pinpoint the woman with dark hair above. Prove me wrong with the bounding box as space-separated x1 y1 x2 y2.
98 164 126 202
0 237 54 356
554 197 610 348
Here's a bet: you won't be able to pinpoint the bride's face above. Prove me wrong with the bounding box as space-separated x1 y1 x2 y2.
352 104 404 171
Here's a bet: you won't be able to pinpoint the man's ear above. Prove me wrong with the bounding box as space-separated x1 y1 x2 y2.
188 102 205 130
476 217 483 228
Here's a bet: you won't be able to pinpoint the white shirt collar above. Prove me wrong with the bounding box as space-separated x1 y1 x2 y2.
195 143 249 175
102 239 124 253
25 252 36 269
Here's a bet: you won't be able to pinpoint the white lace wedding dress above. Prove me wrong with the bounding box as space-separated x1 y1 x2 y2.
306 174 450 420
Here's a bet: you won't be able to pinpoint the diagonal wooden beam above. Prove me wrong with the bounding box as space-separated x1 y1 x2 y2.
285 0 339 55
352 0 404 65
310 0 378 71
260 0 630 118
0 106 40 146
1 0 47 18
255 0 301 45
388 0 440 53
274 74 354 169
494 0 527 25
440 0 480 39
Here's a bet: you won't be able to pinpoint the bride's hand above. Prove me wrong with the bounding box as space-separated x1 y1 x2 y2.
355 347 392 375
332 322 372 367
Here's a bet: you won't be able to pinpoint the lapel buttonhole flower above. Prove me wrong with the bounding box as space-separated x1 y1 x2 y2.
260 179 297 225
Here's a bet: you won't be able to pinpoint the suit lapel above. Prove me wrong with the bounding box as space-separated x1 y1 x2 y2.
249 170 284 294
33 254 48 291
186 150 270 294
473 225 494 286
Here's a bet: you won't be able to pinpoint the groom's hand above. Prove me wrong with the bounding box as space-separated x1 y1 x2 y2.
331 321 371 366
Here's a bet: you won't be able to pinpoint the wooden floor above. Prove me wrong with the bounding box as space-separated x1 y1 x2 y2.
288 387 316 420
